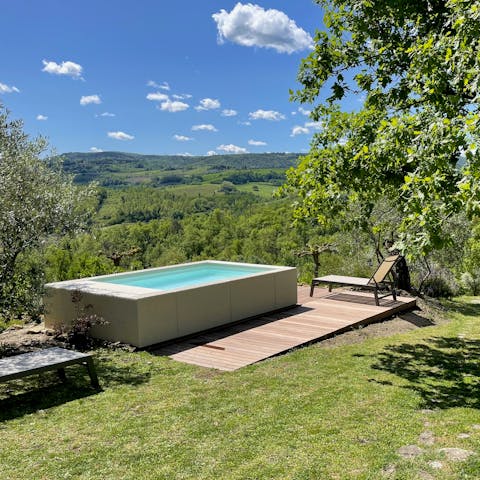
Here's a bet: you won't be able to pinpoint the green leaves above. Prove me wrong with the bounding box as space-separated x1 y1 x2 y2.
286 0 480 258
0 106 95 319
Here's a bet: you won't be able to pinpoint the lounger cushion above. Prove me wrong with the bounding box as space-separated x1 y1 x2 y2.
312 275 370 287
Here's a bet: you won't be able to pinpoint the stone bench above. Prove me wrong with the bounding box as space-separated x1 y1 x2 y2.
0 347 100 389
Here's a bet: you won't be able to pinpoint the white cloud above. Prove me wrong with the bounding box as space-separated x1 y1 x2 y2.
248 139 267 146
221 109 238 117
108 131 134 141
298 107 311 116
249 109 285 121
146 92 169 102
305 121 322 130
291 126 310 136
212 3 313 54
90 147 103 152
217 144 248 154
195 98 221 111
192 124 218 132
80 94 101 106
178 152 193 157
206 150 218 156
147 80 170 91
287 120 321 137
173 134 193 142
98 112 115 117
0 82 20 94
42 60 83 79
146 91 190 111
36 114 48 121
159 99 189 112
239 120 251 126
173 93 192 100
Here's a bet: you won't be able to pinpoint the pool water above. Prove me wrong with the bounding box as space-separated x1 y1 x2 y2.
93 262 275 291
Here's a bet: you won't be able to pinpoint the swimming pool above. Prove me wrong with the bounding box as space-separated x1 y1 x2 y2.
44 261 297 347
93 262 276 291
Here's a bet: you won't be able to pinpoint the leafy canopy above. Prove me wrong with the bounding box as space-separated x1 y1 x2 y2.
285 0 480 257
0 106 95 319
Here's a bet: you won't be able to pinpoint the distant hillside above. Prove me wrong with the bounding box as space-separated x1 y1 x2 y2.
59 151 301 185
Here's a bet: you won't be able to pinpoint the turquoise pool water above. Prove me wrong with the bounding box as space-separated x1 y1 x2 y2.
93 262 275 291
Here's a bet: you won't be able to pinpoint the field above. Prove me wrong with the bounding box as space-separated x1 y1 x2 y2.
60 151 298 188
1 298 480 479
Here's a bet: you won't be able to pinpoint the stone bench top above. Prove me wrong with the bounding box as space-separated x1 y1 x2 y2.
0 347 92 378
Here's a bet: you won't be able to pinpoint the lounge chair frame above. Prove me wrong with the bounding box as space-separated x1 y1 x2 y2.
310 254 401 306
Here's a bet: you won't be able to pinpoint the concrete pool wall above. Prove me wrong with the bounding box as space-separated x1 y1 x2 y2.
44 261 298 347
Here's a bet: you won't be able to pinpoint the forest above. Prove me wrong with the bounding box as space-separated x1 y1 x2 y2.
60 151 298 186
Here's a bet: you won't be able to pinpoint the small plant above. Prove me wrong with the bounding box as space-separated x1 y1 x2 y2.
66 290 108 351
460 271 480 296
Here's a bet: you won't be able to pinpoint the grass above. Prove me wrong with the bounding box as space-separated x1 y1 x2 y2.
236 182 278 198
1 298 480 479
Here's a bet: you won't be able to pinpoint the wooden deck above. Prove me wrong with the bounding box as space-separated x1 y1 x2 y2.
151 286 416 371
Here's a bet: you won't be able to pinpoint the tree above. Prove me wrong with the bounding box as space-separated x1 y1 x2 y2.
0 107 95 320
296 242 337 276
285 0 480 258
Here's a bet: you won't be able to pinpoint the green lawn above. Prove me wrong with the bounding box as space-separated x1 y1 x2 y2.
1 299 480 479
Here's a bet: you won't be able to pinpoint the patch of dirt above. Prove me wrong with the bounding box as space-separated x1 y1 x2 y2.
0 322 62 357
418 431 435 446
316 297 445 349
0 322 136 357
397 444 425 459
438 448 475 462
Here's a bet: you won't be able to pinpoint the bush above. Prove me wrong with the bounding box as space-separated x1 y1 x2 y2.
218 182 237 194
422 275 458 299
460 271 480 296
65 290 108 351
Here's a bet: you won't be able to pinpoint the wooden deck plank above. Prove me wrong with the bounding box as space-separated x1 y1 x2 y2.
207 338 291 353
151 287 416 371
171 350 246 368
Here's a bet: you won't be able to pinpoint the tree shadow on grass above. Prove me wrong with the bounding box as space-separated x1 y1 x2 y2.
441 299 480 318
363 336 480 409
0 359 151 422
0 378 98 422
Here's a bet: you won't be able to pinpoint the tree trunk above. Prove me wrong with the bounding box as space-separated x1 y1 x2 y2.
394 256 412 292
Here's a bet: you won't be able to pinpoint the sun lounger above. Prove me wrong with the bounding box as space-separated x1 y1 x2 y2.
0 347 100 389
310 254 400 306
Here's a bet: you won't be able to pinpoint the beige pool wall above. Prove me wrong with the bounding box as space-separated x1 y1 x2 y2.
44 261 298 348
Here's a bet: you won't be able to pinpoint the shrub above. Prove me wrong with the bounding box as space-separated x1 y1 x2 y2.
422 275 458 299
460 271 480 296
65 290 108 351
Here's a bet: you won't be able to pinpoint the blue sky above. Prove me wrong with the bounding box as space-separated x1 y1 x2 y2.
1 1 327 156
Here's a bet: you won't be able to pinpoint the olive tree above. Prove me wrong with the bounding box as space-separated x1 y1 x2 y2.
0 107 94 320
284 0 480 258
